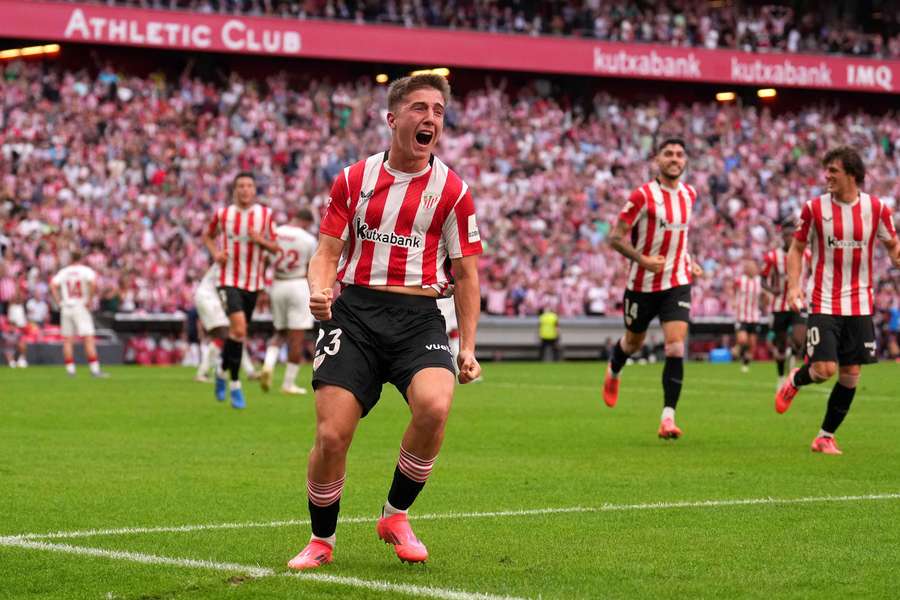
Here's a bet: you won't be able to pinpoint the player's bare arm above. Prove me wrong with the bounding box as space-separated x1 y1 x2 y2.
249 228 280 254
50 282 60 306
609 218 665 273
202 226 226 266
450 254 481 384
883 236 900 268
690 255 704 277
786 238 807 310
307 234 344 321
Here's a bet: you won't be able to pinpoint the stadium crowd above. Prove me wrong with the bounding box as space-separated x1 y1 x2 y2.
51 0 900 58
1 60 899 333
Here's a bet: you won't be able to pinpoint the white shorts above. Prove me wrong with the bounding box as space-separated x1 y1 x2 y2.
271 278 313 331
437 297 458 333
61 305 95 337
195 289 229 331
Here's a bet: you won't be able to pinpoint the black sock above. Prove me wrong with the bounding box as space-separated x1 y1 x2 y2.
741 346 750 366
662 356 683 409
776 359 785 377
308 499 340 538
223 338 242 381
387 466 426 512
821 383 856 434
792 364 814 387
610 340 630 375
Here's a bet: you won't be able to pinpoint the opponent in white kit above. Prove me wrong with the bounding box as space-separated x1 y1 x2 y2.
260 208 317 395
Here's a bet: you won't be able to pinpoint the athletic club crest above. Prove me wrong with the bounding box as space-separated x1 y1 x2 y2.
421 191 440 210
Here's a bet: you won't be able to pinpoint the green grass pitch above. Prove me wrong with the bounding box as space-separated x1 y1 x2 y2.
2 361 899 599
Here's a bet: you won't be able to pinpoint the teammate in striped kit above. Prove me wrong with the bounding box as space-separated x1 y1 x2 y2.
776 147 900 454
730 260 763 373
288 75 482 570
762 222 808 386
604 138 702 439
202 172 279 409
260 208 317 395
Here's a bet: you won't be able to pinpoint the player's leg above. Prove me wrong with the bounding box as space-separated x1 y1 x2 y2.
658 319 688 439
771 318 789 382
810 364 859 455
288 384 363 570
281 280 314 394
82 335 107 378
776 314 837 413
604 290 652 408
79 308 106 377
223 310 248 405
735 328 750 372
747 331 758 370
281 328 306 394
789 319 807 370
261 330 283 393
377 366 455 564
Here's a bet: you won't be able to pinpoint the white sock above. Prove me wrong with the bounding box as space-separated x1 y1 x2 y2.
264 345 279 372
382 499 407 517
817 429 834 438
241 348 255 376
89 360 101 375
230 380 242 391
196 343 212 377
310 533 335 548
66 363 76 375
283 362 300 388
661 407 676 422
208 343 221 375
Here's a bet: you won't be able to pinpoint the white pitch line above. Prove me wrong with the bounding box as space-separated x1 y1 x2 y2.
8 493 900 541
0 537 526 600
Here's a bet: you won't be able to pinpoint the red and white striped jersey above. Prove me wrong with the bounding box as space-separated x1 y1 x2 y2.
795 193 898 316
207 203 276 292
761 247 812 312
51 264 96 309
734 275 762 323
618 179 697 292
320 152 482 289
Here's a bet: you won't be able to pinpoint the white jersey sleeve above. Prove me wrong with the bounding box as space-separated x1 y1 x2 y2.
273 225 317 279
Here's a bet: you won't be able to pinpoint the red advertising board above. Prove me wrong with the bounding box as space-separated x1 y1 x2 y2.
2 0 899 93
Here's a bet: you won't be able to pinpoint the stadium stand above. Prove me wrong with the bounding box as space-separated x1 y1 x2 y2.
48 0 900 58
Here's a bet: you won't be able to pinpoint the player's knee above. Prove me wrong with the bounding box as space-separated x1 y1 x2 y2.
838 367 860 389
230 326 247 341
315 424 354 457
664 341 685 358
810 361 837 382
412 398 451 433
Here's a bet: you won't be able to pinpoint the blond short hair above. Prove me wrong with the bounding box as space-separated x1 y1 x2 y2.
387 74 451 112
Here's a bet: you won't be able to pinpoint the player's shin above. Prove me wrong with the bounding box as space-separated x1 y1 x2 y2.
820 382 856 436
662 355 683 412
386 445 436 514
222 338 242 382
609 338 630 377
307 476 344 547
263 344 279 372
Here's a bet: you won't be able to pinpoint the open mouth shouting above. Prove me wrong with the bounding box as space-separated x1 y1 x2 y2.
414 129 435 148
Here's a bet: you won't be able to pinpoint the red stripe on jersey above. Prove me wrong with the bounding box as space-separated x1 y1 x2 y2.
811 199 826 313
670 190 688 288
244 208 256 291
232 207 242 289
336 163 367 282
386 173 430 285
633 184 656 291
831 201 844 313
652 190 674 292
422 171 464 284
850 200 863 315
353 167 395 285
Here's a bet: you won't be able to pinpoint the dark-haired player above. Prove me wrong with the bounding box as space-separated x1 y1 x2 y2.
604 138 703 439
776 147 900 454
